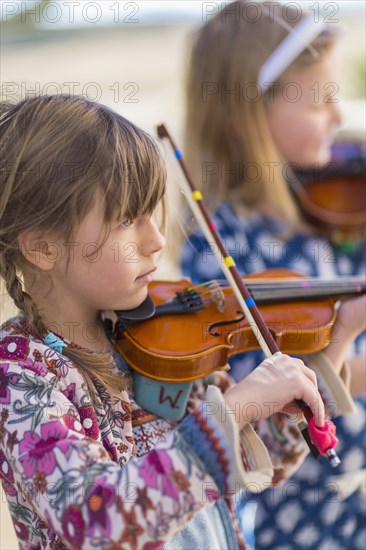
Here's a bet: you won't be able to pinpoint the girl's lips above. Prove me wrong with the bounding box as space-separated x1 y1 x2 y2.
135 268 156 283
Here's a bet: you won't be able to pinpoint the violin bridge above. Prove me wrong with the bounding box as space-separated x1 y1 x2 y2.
209 281 225 312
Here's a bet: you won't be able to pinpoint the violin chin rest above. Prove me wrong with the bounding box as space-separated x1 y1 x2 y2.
115 295 156 324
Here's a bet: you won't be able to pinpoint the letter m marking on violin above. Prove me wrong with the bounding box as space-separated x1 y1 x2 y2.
159 386 183 409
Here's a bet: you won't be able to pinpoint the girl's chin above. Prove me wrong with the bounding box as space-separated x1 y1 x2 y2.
118 290 149 312
300 148 332 169
318 142 333 164
101 291 148 315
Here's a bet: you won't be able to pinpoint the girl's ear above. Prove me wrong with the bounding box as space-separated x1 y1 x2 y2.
18 230 58 272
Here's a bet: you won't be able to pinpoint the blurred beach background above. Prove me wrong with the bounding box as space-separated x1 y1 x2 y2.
0 1 365 546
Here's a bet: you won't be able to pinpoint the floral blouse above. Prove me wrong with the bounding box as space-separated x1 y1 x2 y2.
0 315 351 549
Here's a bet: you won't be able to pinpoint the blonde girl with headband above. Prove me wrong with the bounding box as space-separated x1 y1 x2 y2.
181 1 366 548
0 94 352 549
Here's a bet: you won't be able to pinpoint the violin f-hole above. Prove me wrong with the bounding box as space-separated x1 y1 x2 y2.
208 311 246 337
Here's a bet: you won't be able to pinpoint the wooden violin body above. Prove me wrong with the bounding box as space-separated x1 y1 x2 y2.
292 140 366 242
115 269 365 383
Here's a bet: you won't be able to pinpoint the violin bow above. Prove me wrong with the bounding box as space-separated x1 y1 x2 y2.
157 123 340 467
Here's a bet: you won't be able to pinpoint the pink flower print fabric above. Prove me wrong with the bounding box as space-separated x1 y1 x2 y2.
0 362 20 404
19 422 76 477
78 405 99 439
0 336 29 361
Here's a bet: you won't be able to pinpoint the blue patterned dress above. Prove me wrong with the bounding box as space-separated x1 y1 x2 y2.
181 201 366 550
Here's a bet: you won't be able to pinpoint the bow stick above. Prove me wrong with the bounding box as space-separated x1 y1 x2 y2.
157 123 340 467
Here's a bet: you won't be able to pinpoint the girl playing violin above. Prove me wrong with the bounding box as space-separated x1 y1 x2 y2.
181 1 366 548
0 94 350 550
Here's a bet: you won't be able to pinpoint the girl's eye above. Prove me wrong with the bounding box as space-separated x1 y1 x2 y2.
119 219 134 229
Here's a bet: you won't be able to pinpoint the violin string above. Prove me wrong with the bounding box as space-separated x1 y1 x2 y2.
189 277 365 291
188 278 365 302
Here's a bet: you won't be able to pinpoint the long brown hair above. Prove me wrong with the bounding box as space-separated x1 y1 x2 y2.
185 0 339 226
0 95 166 398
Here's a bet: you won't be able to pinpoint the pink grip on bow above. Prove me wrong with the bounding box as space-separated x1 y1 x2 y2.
308 417 339 456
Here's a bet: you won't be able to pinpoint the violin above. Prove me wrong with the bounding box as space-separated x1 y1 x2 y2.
115 269 366 384
291 140 366 245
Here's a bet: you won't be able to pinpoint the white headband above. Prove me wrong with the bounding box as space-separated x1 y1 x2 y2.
258 15 327 92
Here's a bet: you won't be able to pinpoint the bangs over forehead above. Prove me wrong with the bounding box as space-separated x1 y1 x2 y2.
0 95 166 249
96 106 166 223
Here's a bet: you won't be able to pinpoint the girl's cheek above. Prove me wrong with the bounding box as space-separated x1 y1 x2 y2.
103 236 137 265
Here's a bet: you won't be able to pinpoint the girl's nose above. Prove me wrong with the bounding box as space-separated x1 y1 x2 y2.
142 217 166 256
